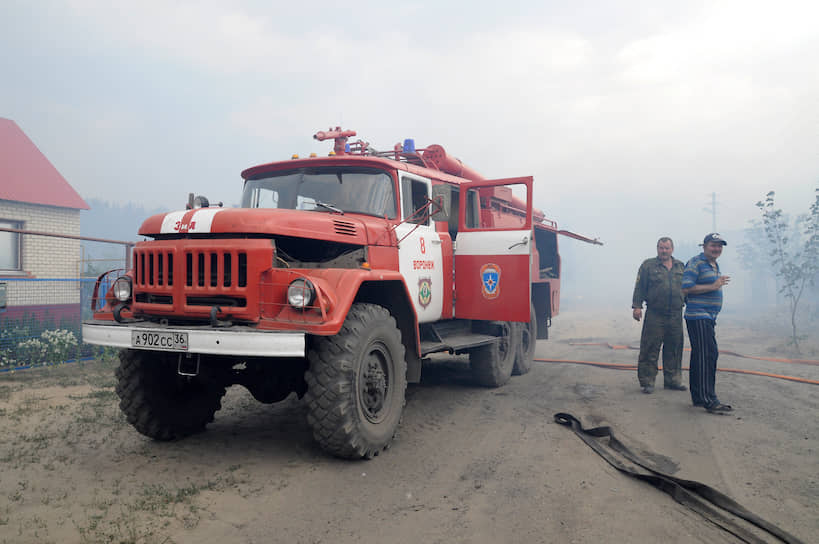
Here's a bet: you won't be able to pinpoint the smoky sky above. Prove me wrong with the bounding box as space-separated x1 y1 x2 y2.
2 1 816 314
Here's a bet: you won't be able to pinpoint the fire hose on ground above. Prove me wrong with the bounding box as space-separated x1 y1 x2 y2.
555 412 805 544
534 344 819 386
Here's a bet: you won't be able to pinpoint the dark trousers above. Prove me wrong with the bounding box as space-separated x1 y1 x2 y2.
638 309 684 387
686 318 720 407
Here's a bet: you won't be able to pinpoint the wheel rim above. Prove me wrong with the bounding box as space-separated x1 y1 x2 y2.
359 342 391 423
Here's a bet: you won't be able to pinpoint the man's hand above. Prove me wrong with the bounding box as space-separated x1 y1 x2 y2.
682 275 731 296
632 308 642 322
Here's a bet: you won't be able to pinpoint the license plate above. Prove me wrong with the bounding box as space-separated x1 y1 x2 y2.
131 330 189 351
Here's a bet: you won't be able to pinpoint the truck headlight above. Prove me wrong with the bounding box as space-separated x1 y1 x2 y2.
287 278 315 309
113 276 132 302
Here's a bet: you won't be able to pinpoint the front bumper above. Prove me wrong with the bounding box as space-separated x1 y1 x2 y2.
82 320 305 357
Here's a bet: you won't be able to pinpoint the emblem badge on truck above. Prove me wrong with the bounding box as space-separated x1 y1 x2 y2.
480 263 501 299
418 277 432 308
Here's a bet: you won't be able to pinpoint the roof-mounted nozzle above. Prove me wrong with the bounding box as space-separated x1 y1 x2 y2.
313 127 356 156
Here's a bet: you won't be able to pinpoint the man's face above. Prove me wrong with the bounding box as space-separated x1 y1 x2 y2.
704 241 724 260
656 241 673 261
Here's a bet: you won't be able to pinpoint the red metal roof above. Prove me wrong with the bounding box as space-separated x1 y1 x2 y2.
0 118 89 210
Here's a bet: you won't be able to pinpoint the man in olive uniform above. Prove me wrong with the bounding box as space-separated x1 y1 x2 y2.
631 237 686 394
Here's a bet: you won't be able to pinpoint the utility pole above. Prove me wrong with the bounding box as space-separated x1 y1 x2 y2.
703 192 717 232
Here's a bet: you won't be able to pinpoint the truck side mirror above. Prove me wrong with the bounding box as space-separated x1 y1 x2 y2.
430 185 450 222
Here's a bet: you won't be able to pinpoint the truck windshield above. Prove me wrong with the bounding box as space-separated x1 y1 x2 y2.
241 167 397 219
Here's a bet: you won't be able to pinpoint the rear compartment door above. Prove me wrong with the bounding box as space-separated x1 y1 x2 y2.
454 176 533 322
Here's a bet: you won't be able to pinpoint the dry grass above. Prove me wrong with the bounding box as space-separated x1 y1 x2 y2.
0 355 257 544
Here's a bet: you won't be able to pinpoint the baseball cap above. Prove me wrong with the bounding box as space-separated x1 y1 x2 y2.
701 233 727 246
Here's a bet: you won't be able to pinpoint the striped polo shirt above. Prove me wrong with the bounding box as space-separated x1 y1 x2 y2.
682 252 723 320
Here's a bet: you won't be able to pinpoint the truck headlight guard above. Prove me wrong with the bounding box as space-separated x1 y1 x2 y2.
287 278 316 309
112 276 132 303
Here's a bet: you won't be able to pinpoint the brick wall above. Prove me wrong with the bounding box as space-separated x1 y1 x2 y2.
0 199 82 306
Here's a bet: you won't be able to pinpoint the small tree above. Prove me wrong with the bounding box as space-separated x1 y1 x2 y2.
755 187 819 352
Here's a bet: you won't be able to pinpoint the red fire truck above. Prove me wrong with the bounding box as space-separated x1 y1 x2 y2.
83 127 600 459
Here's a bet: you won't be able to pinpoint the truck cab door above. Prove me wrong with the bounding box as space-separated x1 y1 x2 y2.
396 173 444 323
454 176 532 323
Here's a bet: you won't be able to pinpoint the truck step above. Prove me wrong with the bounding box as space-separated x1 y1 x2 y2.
420 333 497 356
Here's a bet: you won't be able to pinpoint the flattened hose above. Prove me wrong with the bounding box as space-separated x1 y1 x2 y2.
554 412 805 544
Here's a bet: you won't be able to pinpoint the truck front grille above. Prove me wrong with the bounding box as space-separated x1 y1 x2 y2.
185 251 247 288
186 295 247 307
132 239 272 322
135 250 174 286
135 293 173 305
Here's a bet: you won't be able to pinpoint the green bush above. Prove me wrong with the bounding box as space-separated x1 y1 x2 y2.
0 327 79 369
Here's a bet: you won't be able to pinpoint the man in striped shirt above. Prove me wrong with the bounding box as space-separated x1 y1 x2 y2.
681 233 732 414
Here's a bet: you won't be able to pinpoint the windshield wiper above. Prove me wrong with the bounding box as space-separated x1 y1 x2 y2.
315 201 344 214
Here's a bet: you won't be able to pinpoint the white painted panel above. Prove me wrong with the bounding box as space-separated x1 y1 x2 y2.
82 323 305 357
160 208 224 234
455 229 531 256
396 223 444 323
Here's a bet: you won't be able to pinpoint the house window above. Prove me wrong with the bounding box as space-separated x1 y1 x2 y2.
0 219 22 271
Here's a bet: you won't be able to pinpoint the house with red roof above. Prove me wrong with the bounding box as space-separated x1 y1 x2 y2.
0 117 89 324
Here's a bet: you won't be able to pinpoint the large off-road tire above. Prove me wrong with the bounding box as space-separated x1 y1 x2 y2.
470 321 516 387
304 303 407 459
115 349 227 441
513 303 538 375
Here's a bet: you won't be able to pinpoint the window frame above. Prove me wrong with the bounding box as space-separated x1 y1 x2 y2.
400 175 431 226
0 219 23 273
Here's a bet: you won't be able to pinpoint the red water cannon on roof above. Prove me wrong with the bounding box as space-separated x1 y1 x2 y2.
313 127 357 155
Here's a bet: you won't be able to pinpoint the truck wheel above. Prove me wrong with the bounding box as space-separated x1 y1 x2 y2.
470 321 516 387
115 349 227 441
304 303 407 459
513 303 538 375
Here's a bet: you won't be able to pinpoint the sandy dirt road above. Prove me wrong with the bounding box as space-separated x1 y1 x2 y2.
0 309 816 543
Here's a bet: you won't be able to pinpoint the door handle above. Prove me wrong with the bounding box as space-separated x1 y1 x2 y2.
508 236 529 250
431 239 442 245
